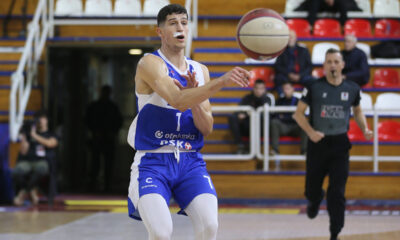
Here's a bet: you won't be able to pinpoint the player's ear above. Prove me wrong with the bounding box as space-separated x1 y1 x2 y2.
156 27 163 38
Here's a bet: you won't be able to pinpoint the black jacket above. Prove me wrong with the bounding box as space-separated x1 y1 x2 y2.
274 44 312 79
342 47 370 87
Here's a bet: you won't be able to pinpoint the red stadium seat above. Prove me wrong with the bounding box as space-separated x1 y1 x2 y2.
344 19 373 37
374 19 400 37
373 68 400 88
313 19 342 38
312 67 325 78
279 136 300 141
249 67 275 88
348 120 369 141
286 19 312 38
378 120 400 142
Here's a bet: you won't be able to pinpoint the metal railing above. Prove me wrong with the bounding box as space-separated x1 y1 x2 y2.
48 0 198 57
259 105 376 171
203 106 257 160
9 0 198 141
202 104 400 173
9 0 50 141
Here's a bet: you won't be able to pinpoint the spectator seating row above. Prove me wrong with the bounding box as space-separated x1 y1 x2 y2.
285 0 400 18
250 66 400 88
287 18 400 38
310 42 400 65
55 0 170 16
348 119 400 141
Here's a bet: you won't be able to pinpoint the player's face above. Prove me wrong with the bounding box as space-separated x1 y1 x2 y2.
158 13 189 49
323 52 345 77
253 83 266 97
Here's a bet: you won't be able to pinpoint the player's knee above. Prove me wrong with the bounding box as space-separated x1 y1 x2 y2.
201 219 218 239
150 225 172 240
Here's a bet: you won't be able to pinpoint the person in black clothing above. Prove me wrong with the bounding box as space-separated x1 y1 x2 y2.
12 111 58 205
342 34 370 87
270 82 307 155
274 30 313 97
295 0 361 27
86 85 123 192
228 79 271 153
293 48 373 240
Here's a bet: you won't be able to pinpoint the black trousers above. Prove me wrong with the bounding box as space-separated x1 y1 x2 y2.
228 114 250 145
308 0 348 26
305 133 351 236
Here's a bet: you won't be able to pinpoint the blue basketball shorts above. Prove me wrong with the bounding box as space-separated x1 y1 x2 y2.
127 151 217 220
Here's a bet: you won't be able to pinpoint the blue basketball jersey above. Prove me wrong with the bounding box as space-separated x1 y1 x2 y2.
127 50 205 151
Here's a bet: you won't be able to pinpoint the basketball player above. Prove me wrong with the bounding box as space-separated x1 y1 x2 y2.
127 4 250 240
293 48 373 240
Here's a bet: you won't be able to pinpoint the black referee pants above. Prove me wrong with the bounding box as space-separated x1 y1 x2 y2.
305 133 351 236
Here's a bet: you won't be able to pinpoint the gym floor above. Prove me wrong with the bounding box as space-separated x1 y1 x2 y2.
1 196 399 240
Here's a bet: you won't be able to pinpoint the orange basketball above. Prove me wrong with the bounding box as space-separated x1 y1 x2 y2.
236 8 289 60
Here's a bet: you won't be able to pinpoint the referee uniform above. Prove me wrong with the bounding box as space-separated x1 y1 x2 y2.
300 77 360 239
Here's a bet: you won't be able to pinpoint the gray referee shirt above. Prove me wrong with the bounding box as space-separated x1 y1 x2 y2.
301 77 361 136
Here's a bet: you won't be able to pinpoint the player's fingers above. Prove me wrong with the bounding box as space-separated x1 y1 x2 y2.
174 79 184 89
231 75 248 87
232 72 249 86
235 67 251 79
185 71 197 87
233 68 250 83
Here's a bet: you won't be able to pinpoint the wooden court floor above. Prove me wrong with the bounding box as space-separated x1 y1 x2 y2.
1 204 399 240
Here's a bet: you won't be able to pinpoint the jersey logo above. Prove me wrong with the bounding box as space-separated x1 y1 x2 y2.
184 142 192 150
341 92 349 101
155 131 163 139
322 92 327 98
321 105 345 119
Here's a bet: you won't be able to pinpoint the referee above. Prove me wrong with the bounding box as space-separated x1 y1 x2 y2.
293 48 373 240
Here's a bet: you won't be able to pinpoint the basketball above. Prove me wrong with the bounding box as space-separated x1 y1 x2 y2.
236 8 289 60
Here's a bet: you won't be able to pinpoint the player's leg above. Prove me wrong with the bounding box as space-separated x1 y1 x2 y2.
305 139 328 218
185 193 218 240
128 152 174 240
173 152 218 239
327 134 351 239
138 194 173 240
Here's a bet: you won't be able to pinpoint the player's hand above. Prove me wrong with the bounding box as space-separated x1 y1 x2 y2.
222 67 250 87
289 73 300 82
309 130 324 143
30 126 37 138
363 128 373 140
176 71 198 89
238 113 247 120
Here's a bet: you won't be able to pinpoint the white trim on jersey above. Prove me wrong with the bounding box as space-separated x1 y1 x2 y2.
127 50 206 150
128 151 144 212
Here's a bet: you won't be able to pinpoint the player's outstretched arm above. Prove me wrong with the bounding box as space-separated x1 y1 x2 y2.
137 54 249 112
293 101 324 143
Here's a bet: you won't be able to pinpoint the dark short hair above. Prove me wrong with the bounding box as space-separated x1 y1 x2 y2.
325 48 342 57
254 79 266 86
281 81 293 86
157 4 188 26
34 110 47 119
